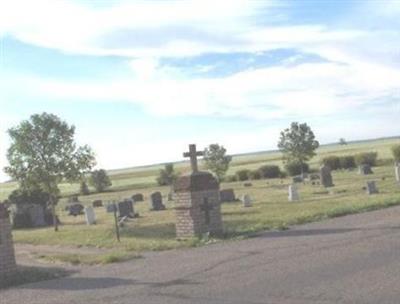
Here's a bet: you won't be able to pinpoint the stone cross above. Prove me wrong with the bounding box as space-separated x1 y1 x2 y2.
183 144 204 173
200 198 213 226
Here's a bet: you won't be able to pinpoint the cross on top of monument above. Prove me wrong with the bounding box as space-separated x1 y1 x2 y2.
183 144 204 173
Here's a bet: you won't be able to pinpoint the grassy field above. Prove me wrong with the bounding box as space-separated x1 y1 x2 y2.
2 137 400 265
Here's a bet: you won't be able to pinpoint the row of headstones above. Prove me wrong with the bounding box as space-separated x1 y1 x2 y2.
288 180 379 202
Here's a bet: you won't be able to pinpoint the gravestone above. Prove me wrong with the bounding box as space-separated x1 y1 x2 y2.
243 182 253 187
150 192 166 211
288 184 300 202
220 189 236 202
241 194 252 207
105 203 117 213
320 165 334 187
0 204 17 282
92 200 103 208
132 193 144 202
366 181 379 195
174 144 223 238
168 192 174 201
84 206 96 225
118 200 134 218
292 176 303 183
359 164 373 175
68 203 84 216
395 163 400 183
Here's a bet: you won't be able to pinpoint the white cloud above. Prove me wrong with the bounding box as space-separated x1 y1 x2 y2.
8 56 398 121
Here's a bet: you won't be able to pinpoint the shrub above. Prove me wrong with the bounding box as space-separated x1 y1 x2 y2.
354 152 378 166
392 144 400 162
285 161 309 176
322 156 341 170
90 169 112 192
339 155 356 169
258 165 281 178
235 169 251 181
248 170 262 180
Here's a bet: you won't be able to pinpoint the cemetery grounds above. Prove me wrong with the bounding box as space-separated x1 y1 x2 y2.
0 138 399 266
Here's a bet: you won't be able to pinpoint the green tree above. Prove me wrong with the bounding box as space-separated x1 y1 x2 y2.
156 163 177 186
4 113 96 231
339 138 347 145
278 122 319 174
203 144 232 181
392 144 400 163
90 169 112 192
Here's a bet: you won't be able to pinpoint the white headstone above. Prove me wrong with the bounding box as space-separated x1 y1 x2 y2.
84 206 96 225
395 164 400 183
288 184 300 202
241 194 252 207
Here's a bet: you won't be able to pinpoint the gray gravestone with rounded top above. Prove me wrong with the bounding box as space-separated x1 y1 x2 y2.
241 194 252 207
366 181 379 195
320 165 334 187
84 206 96 225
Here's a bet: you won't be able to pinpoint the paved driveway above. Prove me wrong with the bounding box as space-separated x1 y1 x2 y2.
2 206 400 304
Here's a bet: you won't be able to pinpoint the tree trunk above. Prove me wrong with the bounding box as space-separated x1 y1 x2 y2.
50 195 58 232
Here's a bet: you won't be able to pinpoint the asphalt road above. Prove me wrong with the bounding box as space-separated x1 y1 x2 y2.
2 206 400 304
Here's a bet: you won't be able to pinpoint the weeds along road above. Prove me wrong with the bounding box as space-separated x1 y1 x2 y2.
2 205 400 304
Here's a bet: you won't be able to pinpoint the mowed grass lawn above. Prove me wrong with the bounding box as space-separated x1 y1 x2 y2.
3 137 400 264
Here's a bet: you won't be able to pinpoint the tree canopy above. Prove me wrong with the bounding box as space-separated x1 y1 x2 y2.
277 122 319 166
4 113 96 230
203 144 232 181
156 163 178 186
90 169 112 192
4 113 96 194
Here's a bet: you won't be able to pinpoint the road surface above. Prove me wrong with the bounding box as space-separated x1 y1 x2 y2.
2 206 400 304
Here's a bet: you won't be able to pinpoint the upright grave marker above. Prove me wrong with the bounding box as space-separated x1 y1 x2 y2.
288 184 300 202
84 206 96 225
320 165 334 187
241 194 252 207
150 192 166 211
366 181 379 195
0 204 17 282
174 144 223 238
395 163 400 183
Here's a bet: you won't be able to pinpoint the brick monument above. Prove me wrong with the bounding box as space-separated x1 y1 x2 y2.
174 144 223 238
0 204 17 281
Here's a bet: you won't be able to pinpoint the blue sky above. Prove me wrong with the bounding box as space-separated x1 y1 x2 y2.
0 0 399 181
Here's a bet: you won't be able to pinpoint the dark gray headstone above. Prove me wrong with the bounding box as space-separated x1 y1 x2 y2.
320 165 334 187
366 181 379 194
243 182 253 187
150 192 166 211
359 164 373 175
92 200 103 208
220 189 236 202
105 203 117 213
118 200 134 218
132 193 144 202
67 203 84 216
292 176 303 183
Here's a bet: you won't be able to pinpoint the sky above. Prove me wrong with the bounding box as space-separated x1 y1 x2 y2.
0 0 399 182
